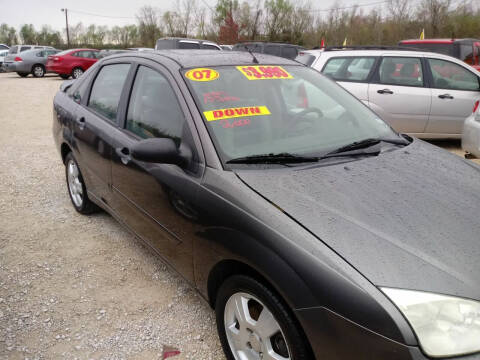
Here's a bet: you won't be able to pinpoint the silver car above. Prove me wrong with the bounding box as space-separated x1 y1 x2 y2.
462 105 480 157
3 46 57 77
300 47 480 139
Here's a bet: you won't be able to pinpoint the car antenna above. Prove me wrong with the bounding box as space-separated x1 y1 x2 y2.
244 45 259 64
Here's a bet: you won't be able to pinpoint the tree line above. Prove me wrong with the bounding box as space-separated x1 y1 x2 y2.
1 0 479 49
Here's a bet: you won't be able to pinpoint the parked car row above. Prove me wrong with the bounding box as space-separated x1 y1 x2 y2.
53 49 480 360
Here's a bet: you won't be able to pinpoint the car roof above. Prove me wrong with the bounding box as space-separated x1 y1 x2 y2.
113 49 298 68
400 38 480 44
158 37 218 44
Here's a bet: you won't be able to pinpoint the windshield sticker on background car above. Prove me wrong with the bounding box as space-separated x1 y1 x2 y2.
203 91 240 104
185 68 219 81
236 66 293 80
203 106 271 121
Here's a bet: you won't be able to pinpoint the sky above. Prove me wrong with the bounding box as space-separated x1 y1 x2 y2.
0 0 383 31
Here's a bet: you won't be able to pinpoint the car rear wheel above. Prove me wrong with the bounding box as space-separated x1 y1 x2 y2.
60 74 70 80
65 153 98 214
32 64 45 78
216 275 311 360
72 67 84 79
17 72 29 77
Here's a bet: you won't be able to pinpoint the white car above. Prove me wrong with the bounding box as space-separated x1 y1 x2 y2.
0 49 9 71
298 47 480 139
462 103 480 157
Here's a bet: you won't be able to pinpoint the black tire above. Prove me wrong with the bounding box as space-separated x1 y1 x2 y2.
215 275 312 360
17 72 29 77
32 64 45 78
60 74 70 80
71 67 84 79
64 152 99 215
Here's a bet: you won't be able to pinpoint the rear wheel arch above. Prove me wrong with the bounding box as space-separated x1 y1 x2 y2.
31 63 45 73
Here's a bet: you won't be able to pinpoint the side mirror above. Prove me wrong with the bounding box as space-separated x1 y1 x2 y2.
131 138 190 165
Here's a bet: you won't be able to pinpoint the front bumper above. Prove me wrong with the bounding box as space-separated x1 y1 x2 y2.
295 306 480 360
462 115 480 158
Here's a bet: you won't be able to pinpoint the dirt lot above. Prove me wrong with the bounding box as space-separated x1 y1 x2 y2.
0 72 224 360
1 72 479 360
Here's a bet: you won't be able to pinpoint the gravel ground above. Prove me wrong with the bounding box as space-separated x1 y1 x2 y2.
0 72 224 360
1 72 479 360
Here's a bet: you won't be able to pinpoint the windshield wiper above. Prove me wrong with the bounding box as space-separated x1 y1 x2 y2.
323 137 410 157
226 152 319 164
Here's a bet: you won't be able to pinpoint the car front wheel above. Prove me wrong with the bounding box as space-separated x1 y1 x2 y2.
65 152 98 214
216 275 311 360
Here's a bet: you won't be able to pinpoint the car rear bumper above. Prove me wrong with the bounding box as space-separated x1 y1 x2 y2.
46 64 70 75
462 114 480 157
2 61 22 72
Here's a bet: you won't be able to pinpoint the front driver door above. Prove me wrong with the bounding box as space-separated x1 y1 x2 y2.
426 57 480 136
368 56 432 134
109 63 204 282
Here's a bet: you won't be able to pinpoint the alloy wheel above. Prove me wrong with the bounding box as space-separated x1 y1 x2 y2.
224 292 291 360
67 160 84 208
72 68 83 79
33 66 44 77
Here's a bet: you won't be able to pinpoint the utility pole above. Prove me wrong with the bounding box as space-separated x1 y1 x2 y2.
61 8 70 47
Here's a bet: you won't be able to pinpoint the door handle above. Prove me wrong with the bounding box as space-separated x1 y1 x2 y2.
115 147 131 165
76 116 86 130
377 89 394 94
438 94 454 99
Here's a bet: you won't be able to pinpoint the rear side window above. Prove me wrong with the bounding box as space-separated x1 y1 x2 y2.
378 57 423 87
88 64 131 122
428 58 480 91
20 46 31 52
322 57 376 82
282 46 298 59
265 45 281 56
179 41 200 49
295 52 317 66
8 46 18 54
126 66 185 143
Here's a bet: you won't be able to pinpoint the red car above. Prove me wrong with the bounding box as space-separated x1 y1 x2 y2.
398 38 480 71
46 48 100 79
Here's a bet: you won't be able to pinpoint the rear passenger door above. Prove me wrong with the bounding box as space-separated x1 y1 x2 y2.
320 56 377 103
73 62 132 205
368 56 432 134
426 57 480 135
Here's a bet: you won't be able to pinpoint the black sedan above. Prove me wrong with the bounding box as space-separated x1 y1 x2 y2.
53 50 480 360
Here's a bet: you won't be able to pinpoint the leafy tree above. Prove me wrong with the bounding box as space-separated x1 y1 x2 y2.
0 23 18 45
20 24 36 44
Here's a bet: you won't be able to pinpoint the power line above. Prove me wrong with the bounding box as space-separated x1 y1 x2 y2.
68 9 135 20
311 0 390 13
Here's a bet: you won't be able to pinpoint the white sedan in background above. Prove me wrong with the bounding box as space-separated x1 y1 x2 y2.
0 49 9 72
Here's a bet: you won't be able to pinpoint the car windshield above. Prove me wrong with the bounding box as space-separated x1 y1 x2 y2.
183 65 396 163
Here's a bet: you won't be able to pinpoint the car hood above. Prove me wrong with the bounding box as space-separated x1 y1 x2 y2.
235 140 480 300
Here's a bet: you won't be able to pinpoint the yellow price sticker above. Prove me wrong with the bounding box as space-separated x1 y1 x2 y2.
236 65 293 80
185 68 220 82
203 106 271 121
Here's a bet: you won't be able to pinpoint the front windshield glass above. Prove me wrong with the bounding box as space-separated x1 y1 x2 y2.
183 65 396 162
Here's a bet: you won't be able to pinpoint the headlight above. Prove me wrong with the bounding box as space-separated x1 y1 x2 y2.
382 288 480 358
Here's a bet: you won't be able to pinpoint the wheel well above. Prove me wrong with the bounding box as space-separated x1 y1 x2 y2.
207 259 315 358
60 143 71 164
32 63 45 71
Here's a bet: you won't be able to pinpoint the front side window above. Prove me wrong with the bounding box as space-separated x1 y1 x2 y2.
428 58 480 91
184 65 394 162
179 41 200 49
126 66 185 143
322 56 376 82
378 57 423 87
88 64 130 121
